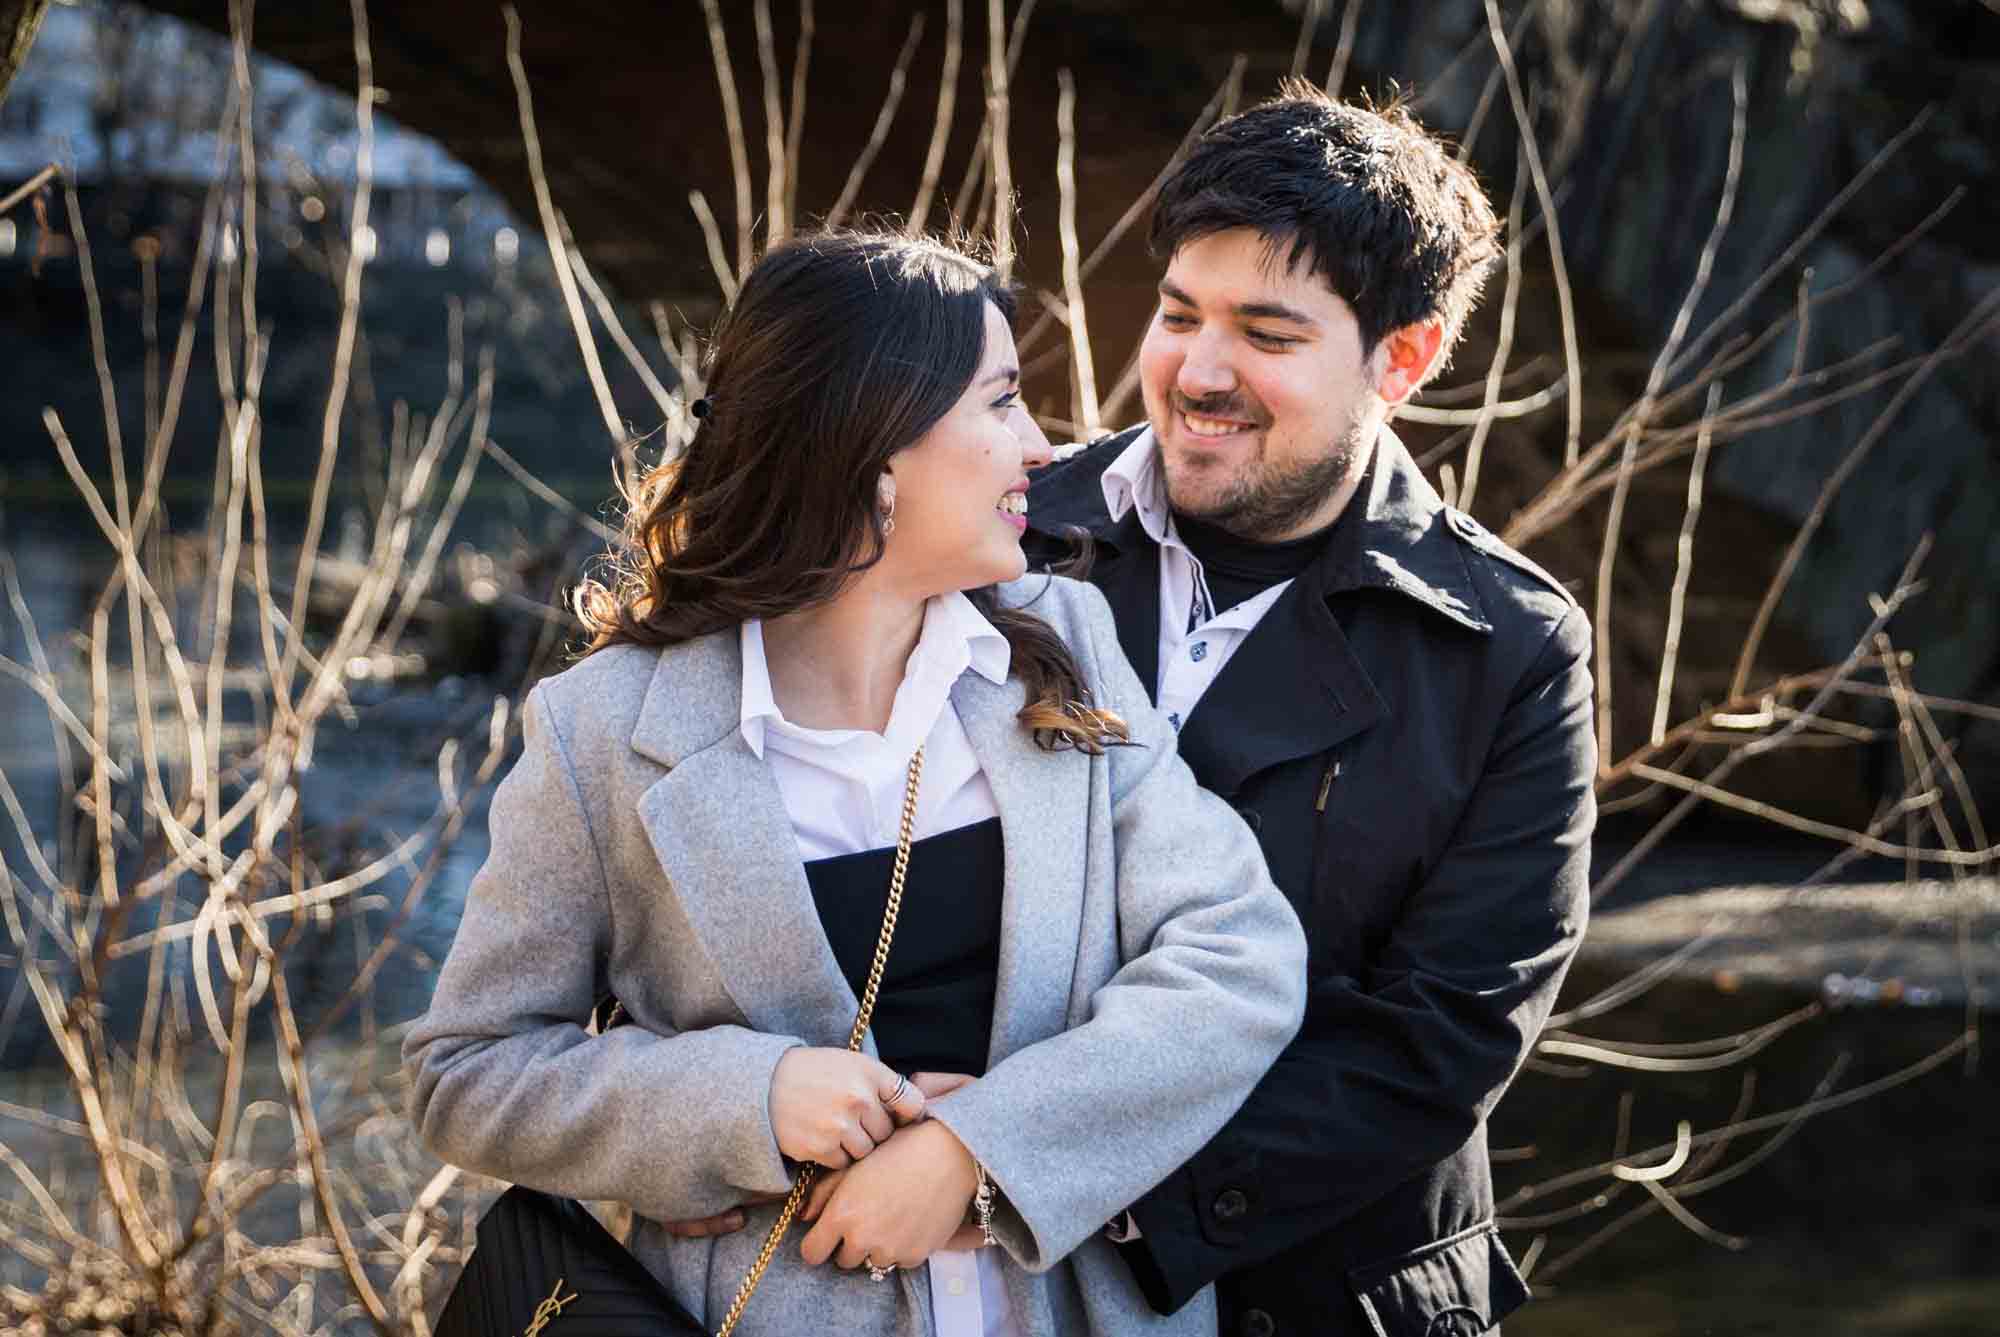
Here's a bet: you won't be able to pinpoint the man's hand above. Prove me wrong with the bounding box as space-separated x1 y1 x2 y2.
797 1120 980 1269
655 1190 786 1239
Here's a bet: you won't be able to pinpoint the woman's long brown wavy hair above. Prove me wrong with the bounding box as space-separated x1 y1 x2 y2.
576 230 1126 753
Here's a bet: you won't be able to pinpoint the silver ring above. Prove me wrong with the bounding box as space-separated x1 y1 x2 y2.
867 1260 894 1282
886 1075 910 1107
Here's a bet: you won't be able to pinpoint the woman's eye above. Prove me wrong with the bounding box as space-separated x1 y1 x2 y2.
992 390 1020 411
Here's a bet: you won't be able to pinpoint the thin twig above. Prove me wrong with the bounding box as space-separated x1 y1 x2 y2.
1325 0 1364 95
280 0 376 709
1484 0 1582 466
698 0 755 279
503 6 625 450
826 14 926 230
909 0 963 237
752 0 787 244
1652 383 1720 743
1290 0 1326 79
1729 284 2000 696
689 188 739 304
784 0 814 231
987 0 1014 280
1594 65 1746 768
1455 140 1527 514
0 162 59 218
1666 104 1938 384
1055 69 1100 437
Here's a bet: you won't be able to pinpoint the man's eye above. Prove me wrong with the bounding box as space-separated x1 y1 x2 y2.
1249 330 1299 348
1159 311 1195 329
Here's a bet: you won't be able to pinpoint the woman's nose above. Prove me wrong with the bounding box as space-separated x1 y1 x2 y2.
1012 404 1055 469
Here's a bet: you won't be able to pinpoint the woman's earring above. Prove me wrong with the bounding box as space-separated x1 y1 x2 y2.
877 477 897 537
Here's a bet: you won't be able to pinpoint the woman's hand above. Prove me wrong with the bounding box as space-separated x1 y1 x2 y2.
797 1120 980 1270
769 1048 926 1169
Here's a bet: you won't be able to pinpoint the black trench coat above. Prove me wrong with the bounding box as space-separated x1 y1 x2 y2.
1024 428 1596 1337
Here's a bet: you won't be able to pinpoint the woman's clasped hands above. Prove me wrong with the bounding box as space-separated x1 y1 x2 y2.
670 1065 985 1271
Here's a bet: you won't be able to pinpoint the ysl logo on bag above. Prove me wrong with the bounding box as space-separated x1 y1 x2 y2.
521 1278 578 1337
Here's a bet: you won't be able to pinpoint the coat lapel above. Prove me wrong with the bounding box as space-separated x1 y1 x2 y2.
629 632 863 1051
1176 568 1386 798
951 669 1088 1069
1087 516 1163 703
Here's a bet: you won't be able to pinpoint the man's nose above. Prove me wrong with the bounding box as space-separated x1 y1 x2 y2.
1176 337 1236 399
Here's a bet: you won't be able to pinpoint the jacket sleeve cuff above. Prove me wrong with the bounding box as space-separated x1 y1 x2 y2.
1122 1170 1220 1315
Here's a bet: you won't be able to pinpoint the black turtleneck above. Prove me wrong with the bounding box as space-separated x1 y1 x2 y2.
1173 512 1333 617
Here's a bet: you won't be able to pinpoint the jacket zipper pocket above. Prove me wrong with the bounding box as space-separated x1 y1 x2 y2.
1308 754 1342 960
1315 756 1342 813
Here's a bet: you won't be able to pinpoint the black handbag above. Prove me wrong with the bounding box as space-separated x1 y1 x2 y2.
432 1185 704 1337
430 750 928 1337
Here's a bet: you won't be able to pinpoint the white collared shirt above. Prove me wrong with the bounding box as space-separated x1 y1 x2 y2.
1100 429 1295 731
739 590 1019 1337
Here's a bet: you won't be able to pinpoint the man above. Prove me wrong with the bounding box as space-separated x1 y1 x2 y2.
1021 86 1595 1336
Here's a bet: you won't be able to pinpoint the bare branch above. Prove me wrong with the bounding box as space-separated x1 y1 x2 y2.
1730 284 2000 695
752 0 787 243
987 0 1015 279
503 6 626 451
825 14 925 230
909 0 962 236
1595 65 1746 769
280 0 377 712
1055 69 1100 437
1325 0 1364 95
1652 383 1721 743
698 0 755 278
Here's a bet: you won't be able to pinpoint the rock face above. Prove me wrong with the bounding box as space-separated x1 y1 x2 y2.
29 0 2000 808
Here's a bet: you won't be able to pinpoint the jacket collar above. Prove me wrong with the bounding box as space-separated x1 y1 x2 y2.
1028 424 1494 636
626 624 1084 1066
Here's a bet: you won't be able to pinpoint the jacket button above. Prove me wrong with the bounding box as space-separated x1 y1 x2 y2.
1212 1188 1250 1222
1234 805 1263 832
1238 1309 1276 1337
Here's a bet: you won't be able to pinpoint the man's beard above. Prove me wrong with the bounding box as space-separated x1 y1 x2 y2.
1157 402 1370 540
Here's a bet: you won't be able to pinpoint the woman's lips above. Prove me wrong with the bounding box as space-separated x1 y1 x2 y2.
996 490 1028 532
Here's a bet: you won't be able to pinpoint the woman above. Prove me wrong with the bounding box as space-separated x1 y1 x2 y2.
402 231 1305 1337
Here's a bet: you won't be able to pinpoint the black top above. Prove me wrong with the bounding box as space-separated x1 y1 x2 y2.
802 816 1004 1077
1174 511 1334 617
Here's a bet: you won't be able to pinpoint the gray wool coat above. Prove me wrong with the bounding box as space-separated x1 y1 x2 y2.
402 575 1307 1337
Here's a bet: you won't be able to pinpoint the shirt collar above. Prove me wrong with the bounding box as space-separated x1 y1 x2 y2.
1099 426 1175 548
739 591 1011 758
1090 423 1489 636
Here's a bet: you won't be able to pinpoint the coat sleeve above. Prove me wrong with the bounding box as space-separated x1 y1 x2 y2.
924 583 1308 1272
401 685 803 1221
1119 604 1596 1313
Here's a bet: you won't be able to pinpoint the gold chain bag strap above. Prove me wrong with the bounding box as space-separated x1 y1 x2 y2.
713 746 926 1337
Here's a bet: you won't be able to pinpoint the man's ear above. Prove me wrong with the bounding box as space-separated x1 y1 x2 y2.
1374 321 1446 406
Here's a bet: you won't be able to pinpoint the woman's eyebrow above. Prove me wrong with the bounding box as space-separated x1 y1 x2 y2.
982 365 1020 386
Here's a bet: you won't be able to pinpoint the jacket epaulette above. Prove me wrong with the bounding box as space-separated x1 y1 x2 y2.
1441 506 1582 611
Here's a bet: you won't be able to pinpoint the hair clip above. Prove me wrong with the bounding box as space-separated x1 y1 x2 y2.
690 396 713 420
